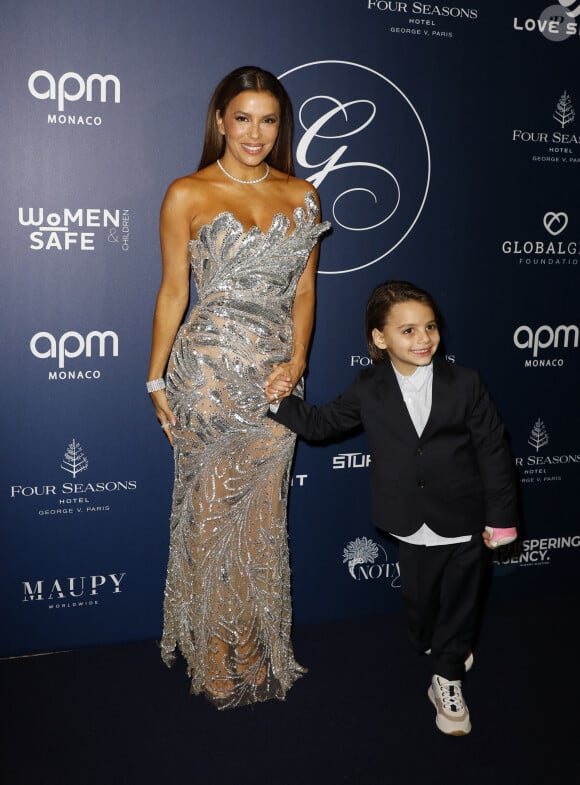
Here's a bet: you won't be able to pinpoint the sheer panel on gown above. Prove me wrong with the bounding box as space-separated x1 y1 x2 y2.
161 192 330 708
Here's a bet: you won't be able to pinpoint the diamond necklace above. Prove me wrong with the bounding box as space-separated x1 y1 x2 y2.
217 158 270 184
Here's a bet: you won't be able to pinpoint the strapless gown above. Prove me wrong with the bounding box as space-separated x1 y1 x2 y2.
161 192 330 708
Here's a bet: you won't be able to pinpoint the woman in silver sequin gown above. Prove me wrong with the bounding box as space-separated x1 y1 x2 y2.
147 67 329 708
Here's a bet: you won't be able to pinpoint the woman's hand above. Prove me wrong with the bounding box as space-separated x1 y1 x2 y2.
264 359 303 403
149 389 176 446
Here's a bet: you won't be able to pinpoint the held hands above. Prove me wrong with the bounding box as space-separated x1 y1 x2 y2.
149 389 176 446
264 359 304 404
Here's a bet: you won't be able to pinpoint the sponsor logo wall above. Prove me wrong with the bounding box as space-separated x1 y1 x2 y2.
1 0 578 654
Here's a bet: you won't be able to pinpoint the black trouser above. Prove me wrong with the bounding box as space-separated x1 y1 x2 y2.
398 536 489 681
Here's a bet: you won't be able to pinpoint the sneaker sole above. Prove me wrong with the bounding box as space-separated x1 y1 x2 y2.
428 686 472 736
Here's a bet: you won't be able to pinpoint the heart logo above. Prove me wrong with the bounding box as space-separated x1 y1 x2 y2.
543 211 568 236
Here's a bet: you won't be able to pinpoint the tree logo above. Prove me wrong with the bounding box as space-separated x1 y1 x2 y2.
61 439 89 477
528 419 550 452
553 91 575 129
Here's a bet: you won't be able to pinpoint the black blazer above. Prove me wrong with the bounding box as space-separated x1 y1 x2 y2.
270 356 518 537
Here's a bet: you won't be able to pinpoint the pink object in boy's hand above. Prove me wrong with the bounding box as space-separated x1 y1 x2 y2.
484 526 518 548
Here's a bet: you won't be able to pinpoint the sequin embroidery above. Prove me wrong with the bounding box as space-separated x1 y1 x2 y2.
161 192 330 708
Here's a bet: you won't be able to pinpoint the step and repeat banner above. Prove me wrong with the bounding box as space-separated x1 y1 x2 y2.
1 0 579 655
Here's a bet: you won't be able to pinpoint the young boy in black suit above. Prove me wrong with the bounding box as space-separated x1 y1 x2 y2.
265 280 518 736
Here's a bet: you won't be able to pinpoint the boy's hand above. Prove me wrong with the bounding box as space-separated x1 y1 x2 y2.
264 364 293 403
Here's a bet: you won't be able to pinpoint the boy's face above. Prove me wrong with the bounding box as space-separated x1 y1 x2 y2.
372 300 440 376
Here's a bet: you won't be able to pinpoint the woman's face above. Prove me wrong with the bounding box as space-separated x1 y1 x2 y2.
216 90 280 170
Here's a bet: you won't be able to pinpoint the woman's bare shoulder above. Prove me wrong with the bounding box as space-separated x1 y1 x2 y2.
269 170 320 207
161 169 221 224
163 171 208 203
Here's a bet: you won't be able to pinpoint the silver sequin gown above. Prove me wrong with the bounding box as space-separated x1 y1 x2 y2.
161 192 330 708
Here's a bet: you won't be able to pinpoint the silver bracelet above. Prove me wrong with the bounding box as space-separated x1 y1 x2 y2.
146 378 166 393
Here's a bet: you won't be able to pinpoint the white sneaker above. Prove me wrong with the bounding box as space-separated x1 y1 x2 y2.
428 675 472 735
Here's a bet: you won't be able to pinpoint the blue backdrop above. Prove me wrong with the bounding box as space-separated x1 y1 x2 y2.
1 0 579 656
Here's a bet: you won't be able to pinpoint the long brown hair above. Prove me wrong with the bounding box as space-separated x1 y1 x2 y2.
365 281 443 363
197 66 295 175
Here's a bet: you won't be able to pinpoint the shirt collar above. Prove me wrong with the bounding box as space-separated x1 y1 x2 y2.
392 361 433 392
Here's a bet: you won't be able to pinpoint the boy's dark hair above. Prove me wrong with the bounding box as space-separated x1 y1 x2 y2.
365 280 443 363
